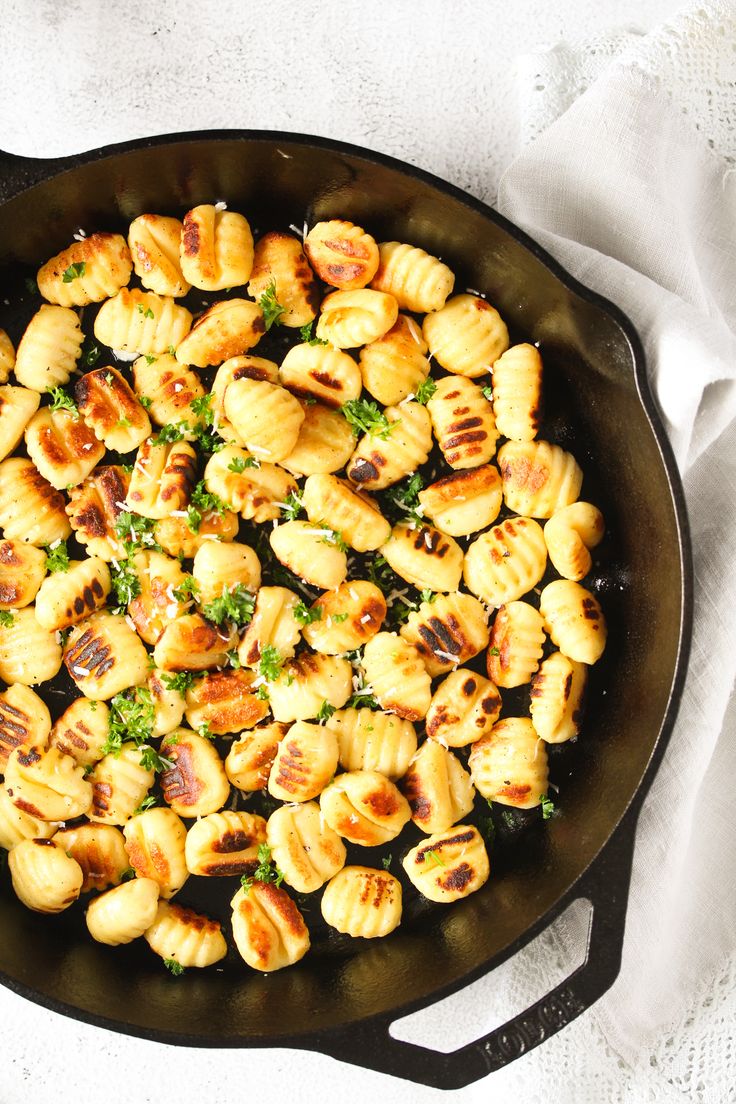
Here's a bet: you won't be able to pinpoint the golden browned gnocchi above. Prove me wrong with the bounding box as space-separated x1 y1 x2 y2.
304 220 379 290
184 810 267 877
0 539 47 608
15 305 85 392
248 231 319 327
266 801 346 892
231 882 310 971
25 406 106 490
176 299 264 368
145 899 227 968
0 203 610 973
180 204 254 291
423 294 509 378
123 807 189 897
486 601 546 689
370 241 454 312
321 866 402 938
468 717 549 809
128 214 190 297
37 233 132 307
530 651 587 743
539 580 607 664
402 825 489 903
425 669 501 748
0 385 41 462
400 591 490 676
498 440 583 518
267 720 339 802
401 738 475 834
426 375 498 469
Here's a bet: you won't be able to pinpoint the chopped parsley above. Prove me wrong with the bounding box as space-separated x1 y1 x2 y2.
114 512 160 555
133 795 158 815
481 385 494 401
48 387 78 415
227 649 242 669
259 280 285 330
0 610 14 627
254 684 270 702
198 722 215 740
143 354 156 365
293 601 321 626
258 645 284 682
150 421 187 445
316 700 336 723
540 794 556 820
423 849 445 869
479 817 496 843
81 338 102 367
167 344 176 356
102 688 173 774
172 576 199 603
160 670 198 694
367 554 395 592
281 491 303 522
299 320 328 346
190 393 215 426
391 472 424 523
110 558 140 613
187 481 227 533
138 395 153 410
163 958 185 976
488 646 500 656
137 304 155 319
115 416 132 429
44 540 70 574
62 261 86 283
201 583 255 628
120 867 137 880
240 843 285 892
414 377 437 404
341 398 393 439
227 454 259 473
382 854 393 870
331 612 349 623
138 744 175 773
419 589 437 605
317 525 348 553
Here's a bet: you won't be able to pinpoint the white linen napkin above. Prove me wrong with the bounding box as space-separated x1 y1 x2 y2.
495 0 736 1077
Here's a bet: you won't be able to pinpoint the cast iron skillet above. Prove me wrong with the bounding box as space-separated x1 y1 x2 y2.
0 131 691 1089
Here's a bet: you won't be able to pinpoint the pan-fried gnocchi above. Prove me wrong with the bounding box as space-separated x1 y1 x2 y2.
347 402 432 490
15 305 84 392
0 205 609 971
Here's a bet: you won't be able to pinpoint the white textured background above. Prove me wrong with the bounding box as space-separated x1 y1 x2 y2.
0 2 694 1102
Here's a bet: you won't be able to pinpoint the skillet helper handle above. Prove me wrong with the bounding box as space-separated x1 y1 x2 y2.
310 813 638 1089
0 148 74 204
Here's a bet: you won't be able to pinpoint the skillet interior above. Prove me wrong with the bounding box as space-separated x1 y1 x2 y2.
0 135 687 1045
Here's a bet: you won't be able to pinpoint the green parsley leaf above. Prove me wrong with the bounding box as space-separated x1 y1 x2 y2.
299 320 328 346
259 280 285 330
293 601 321 626
227 649 242 669
315 525 348 552
167 344 176 356
341 398 393 439
228 454 260 472
281 490 303 522
367 554 395 593
160 670 197 693
62 261 86 283
198 722 215 740
316 700 336 723
423 848 446 869
44 540 70 574
331 612 349 623
138 394 153 410
0 610 14 627
81 338 102 367
120 867 137 880
150 421 187 446
172 576 199 603
138 744 175 773
254 684 270 702
479 817 496 843
488 646 500 656
414 377 437 404
187 481 227 533
540 794 556 820
137 304 155 319
240 843 285 893
382 854 393 870
391 472 424 523
143 354 157 365
115 416 132 429
47 387 78 415
190 393 215 426
258 645 284 682
419 589 437 605
103 688 156 760
481 385 494 401
133 795 158 815
114 512 161 556
163 957 185 976
109 556 140 612
201 583 255 628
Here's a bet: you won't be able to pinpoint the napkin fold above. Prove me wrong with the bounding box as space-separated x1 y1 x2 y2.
495 0 736 1076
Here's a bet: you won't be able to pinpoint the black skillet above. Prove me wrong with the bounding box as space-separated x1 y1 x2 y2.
0 131 692 1089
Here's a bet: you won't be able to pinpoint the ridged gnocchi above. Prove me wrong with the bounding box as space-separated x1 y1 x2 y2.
400 592 489 676
153 612 237 672
123 807 189 897
468 717 549 809
126 439 197 519
128 214 190 297
75 367 151 453
267 720 339 801
266 801 346 892
347 402 432 490
486 601 546 688
225 723 288 792
37 233 132 307
0 685 51 769
54 823 129 893
35 556 111 631
184 669 268 735
144 899 227 968
539 580 607 664
270 520 347 591
281 401 356 476
279 342 362 407
0 786 56 850
238 586 302 668
426 669 501 747
64 612 149 699
359 314 430 406
66 464 130 560
0 457 72 546
86 877 160 946
325 708 418 779
423 294 509 378
231 882 310 971
89 744 155 825
316 289 398 349
0 607 63 685
302 474 390 552
266 654 352 723
401 738 475 833
544 502 605 581
301 580 386 654
211 354 280 442
402 825 489 903
25 406 105 490
9 838 83 914
492 343 543 441
426 375 498 469
370 241 454 313
320 770 411 846
498 440 582 518
93 288 192 356
16 305 85 390
0 385 41 462
321 866 402 938
360 633 431 721
0 328 15 381
180 204 254 291
5 743 93 821
132 353 204 432
0 539 47 608
530 651 587 743
418 465 502 536
184 810 267 877
223 377 304 463
247 231 319 327
304 220 379 290
49 697 110 767
381 521 463 594
204 445 298 523
160 728 230 818
176 299 264 368
192 540 261 605
463 517 547 607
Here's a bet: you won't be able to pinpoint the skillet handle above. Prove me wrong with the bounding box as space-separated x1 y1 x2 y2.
0 148 73 203
306 813 637 1089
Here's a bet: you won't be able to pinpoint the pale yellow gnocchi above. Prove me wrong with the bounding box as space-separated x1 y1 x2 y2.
300 580 386 654
86 877 160 946
132 353 205 433
0 607 63 686
360 632 432 721
270 520 347 591
238 586 302 669
426 374 498 470
544 502 605 581
247 231 319 327
321 866 402 938
370 241 454 313
486 601 546 689
93 288 192 356
225 723 288 792
492 343 543 442
160 728 230 818
48 697 110 768
180 204 254 291
418 465 503 537
25 406 105 490
281 401 356 476
463 517 547 607
539 580 607 665
266 801 346 893
320 770 411 847
359 314 430 406
400 591 490 677
316 289 398 349
530 651 587 743
304 220 379 290
498 440 582 519
192 540 261 605
325 708 418 779
231 882 310 971
123 807 189 898
266 654 352 724
75 367 151 453
184 810 267 877
54 823 130 893
128 214 190 297
267 720 339 802
223 377 304 463
402 825 489 904
302 474 390 552
423 294 509 378
9 838 83 914
0 539 47 608
64 612 149 699
88 744 155 825
126 439 197 519
204 445 297 523
35 556 111 631
0 685 51 769
381 521 464 594
0 457 72 546
37 233 132 307
176 299 264 368
401 738 475 834
0 385 41 462
5 743 93 821
184 668 268 735
279 342 362 407
347 401 432 491
145 899 227 968
468 717 549 809
425 669 501 747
